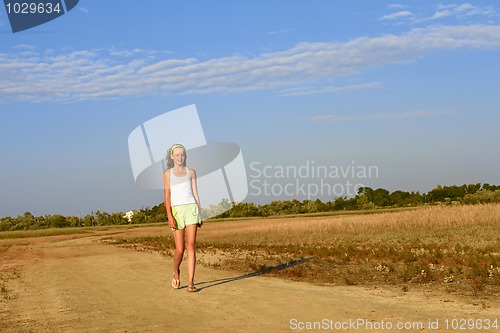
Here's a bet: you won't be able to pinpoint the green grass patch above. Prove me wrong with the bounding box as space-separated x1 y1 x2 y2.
0 222 168 240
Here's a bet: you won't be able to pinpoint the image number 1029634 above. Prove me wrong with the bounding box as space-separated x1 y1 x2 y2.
3 0 80 33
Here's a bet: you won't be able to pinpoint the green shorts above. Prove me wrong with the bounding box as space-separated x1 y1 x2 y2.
172 203 202 230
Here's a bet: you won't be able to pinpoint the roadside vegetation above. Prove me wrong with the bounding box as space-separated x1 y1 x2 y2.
1 183 500 232
107 203 500 296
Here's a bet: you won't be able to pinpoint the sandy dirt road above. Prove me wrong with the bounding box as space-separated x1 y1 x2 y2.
0 226 498 333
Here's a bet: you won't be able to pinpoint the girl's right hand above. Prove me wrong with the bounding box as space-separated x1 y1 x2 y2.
168 215 176 229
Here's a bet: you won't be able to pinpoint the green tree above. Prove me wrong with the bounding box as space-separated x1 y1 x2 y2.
0 217 15 231
130 209 149 224
373 188 392 207
390 190 411 206
13 212 36 230
66 216 83 227
332 196 357 210
357 193 375 210
483 183 500 191
465 183 481 194
266 200 285 215
358 186 374 202
302 200 318 213
82 213 96 227
46 214 68 228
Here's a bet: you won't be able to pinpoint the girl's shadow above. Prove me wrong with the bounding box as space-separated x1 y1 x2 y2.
195 257 313 291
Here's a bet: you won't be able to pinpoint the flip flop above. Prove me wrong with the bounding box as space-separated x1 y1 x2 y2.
187 285 199 292
171 273 180 289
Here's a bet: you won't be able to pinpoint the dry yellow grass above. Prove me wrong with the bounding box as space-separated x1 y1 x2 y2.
109 204 500 296
199 204 499 246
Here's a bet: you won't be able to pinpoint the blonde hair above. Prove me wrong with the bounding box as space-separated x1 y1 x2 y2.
166 144 187 169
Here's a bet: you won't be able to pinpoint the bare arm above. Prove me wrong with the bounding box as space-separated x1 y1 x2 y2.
190 168 203 224
163 171 175 229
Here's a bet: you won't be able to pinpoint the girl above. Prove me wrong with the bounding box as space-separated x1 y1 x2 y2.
164 143 203 292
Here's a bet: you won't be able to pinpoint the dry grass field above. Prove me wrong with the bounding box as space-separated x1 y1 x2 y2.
109 203 500 296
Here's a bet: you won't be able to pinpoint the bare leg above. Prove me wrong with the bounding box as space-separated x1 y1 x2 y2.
185 224 198 287
172 229 185 282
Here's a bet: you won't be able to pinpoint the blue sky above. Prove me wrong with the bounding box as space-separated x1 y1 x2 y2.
1 1 500 217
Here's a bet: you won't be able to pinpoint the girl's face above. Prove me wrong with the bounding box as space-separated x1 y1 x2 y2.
171 148 186 166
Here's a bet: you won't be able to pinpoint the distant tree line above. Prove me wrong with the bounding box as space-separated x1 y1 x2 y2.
211 183 500 218
1 183 500 231
0 204 168 232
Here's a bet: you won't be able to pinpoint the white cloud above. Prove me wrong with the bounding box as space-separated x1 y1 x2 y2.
430 10 452 20
380 11 413 20
436 4 456 10
14 44 36 50
312 111 451 123
423 3 496 22
383 3 497 24
454 3 475 12
280 82 382 96
450 3 493 16
1 25 500 102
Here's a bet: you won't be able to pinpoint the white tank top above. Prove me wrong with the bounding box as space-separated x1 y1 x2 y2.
169 167 196 206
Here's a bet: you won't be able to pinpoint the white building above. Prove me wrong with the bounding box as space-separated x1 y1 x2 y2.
123 210 135 222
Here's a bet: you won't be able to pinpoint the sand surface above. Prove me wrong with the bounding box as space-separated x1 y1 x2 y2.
1 226 498 332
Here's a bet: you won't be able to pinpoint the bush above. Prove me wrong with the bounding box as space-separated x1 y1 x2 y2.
463 189 500 204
